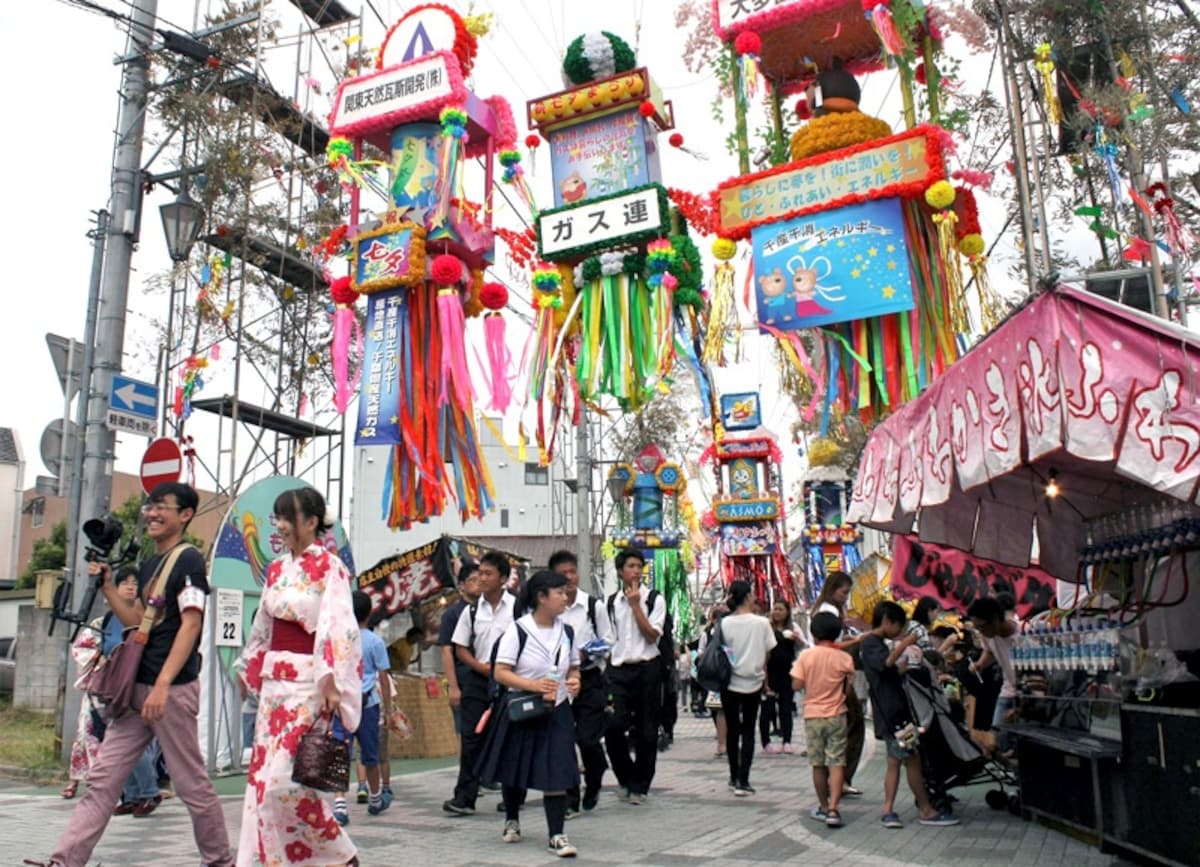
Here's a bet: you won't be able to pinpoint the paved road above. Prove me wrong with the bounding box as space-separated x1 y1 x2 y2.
10 713 1132 866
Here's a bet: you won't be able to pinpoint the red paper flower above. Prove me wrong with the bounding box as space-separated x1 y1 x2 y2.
669 132 684 148
285 841 314 863
431 253 462 285
479 281 508 310
329 275 356 306
734 31 762 56
794 97 811 120
524 133 540 148
639 100 656 118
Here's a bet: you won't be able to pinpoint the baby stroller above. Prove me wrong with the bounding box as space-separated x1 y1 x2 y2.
904 664 1019 814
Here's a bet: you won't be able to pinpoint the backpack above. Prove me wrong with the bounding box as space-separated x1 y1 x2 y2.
489 621 575 681
607 590 673 672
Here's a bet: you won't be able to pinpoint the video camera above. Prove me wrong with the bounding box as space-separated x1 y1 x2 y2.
49 515 140 639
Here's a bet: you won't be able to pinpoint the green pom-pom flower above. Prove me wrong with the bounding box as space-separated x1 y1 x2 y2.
562 31 637 85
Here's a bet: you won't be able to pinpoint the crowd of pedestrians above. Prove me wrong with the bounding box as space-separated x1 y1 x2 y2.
26 485 988 866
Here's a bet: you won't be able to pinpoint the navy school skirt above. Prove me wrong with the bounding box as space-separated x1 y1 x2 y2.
475 696 580 792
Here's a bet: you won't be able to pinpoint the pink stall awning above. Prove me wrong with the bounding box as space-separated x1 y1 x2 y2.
846 284 1200 581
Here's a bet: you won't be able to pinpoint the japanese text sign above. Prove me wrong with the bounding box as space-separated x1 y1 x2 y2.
718 127 939 238
714 497 780 522
713 0 807 36
752 196 915 331
355 289 405 446
548 108 658 207
329 51 463 138
537 183 668 261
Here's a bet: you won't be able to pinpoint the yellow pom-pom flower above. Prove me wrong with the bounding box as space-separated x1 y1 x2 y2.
925 180 956 210
712 237 737 261
959 233 985 257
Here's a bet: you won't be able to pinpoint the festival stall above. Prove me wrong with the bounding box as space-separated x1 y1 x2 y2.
847 283 1200 866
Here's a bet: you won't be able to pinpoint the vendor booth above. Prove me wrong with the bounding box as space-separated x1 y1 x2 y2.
847 284 1200 866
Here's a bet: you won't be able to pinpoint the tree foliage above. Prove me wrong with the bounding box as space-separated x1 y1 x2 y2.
18 522 68 589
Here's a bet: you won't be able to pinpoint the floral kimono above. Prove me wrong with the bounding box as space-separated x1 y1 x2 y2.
235 543 363 867
68 618 104 781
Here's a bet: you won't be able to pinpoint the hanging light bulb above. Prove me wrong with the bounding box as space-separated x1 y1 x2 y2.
1045 469 1060 499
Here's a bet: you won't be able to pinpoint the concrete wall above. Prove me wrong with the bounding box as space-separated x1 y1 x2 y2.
13 604 67 711
0 589 36 638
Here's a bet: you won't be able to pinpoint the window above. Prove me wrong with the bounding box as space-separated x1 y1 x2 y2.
500 508 509 529
29 498 44 529
524 462 549 486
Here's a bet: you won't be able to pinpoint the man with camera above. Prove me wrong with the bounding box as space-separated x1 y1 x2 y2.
26 482 233 867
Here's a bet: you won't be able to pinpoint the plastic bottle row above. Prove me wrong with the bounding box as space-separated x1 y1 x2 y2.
1081 516 1200 563
1012 620 1120 672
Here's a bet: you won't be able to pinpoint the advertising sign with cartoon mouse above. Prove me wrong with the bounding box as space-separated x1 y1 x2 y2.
750 196 915 331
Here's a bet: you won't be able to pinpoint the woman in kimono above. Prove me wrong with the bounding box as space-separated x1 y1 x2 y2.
235 487 362 867
64 617 105 798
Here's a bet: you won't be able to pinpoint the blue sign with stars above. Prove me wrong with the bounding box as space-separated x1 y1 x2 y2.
751 196 915 332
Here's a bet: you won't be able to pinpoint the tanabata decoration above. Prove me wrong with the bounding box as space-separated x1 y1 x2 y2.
329 276 362 413
604 444 697 640
326 3 511 528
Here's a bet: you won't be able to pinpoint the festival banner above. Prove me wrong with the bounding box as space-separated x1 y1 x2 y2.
890 534 1056 620
355 289 404 445
547 108 658 207
751 196 915 331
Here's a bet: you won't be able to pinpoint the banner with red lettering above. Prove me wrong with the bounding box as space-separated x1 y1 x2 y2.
890 534 1056 619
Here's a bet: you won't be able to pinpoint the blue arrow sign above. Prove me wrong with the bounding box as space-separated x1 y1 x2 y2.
110 374 158 420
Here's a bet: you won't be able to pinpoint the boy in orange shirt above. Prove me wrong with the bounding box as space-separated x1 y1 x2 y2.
791 611 856 828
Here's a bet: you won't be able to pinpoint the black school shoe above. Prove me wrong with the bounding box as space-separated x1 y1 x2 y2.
443 799 476 815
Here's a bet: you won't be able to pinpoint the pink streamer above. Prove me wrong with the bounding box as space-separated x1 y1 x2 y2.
788 332 825 422
332 306 361 413
869 5 906 57
484 312 513 414
437 288 474 409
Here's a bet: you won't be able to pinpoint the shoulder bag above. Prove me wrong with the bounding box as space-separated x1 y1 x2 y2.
694 620 733 693
89 544 191 719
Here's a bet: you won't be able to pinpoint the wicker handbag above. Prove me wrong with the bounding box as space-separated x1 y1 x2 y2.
292 714 351 793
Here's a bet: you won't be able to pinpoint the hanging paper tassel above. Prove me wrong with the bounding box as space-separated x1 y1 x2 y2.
925 181 969 334
862 1 906 58
498 147 539 218
733 31 763 102
479 281 513 413
431 254 472 409
1093 125 1123 204
1148 182 1200 263
703 237 739 366
329 276 361 413
1033 43 1062 125
433 106 469 226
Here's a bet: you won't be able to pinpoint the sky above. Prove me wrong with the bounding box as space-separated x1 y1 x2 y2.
0 0 1031 531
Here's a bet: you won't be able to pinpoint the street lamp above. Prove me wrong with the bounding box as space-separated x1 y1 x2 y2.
159 183 204 263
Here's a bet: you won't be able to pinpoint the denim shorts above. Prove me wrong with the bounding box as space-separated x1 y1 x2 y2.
351 703 382 766
885 736 916 760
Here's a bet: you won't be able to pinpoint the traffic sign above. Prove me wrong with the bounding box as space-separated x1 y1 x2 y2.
110 374 158 419
140 437 183 495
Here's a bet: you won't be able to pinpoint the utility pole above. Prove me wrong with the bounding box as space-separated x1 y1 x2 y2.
576 407 593 593
60 0 159 761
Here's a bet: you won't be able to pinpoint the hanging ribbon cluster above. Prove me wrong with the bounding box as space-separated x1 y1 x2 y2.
1147 182 1200 287
702 237 739 366
953 186 1005 332
521 264 567 463
1093 124 1123 204
924 180 968 334
862 0 907 57
1033 43 1062 125
733 31 763 103
329 276 362 413
478 281 513 413
433 106 469 225
498 148 538 219
325 136 392 199
174 355 209 421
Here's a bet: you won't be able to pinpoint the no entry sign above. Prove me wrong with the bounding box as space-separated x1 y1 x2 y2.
140 437 183 495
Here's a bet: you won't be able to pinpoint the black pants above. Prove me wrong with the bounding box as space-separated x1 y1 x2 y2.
452 671 490 807
721 688 761 786
567 668 608 808
759 683 794 746
605 660 662 796
845 683 865 784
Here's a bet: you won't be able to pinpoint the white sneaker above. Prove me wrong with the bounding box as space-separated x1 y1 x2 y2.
548 834 577 857
502 820 521 843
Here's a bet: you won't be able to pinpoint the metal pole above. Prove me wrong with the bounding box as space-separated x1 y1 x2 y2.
576 407 592 590
57 340 75 498
62 0 158 762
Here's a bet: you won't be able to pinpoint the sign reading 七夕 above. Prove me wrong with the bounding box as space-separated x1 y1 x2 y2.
548 108 657 208
714 497 780 522
353 223 425 294
329 51 463 138
356 289 404 446
752 196 915 331
537 183 668 261
720 392 762 431
720 523 777 556
717 126 942 239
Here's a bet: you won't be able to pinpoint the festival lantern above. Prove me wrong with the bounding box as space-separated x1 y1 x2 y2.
605 444 696 637
325 4 510 528
801 438 863 603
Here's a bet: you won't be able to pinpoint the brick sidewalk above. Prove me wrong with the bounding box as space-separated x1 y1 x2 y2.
9 711 1132 866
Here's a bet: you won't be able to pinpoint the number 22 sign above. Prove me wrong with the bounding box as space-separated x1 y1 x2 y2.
214 587 244 648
